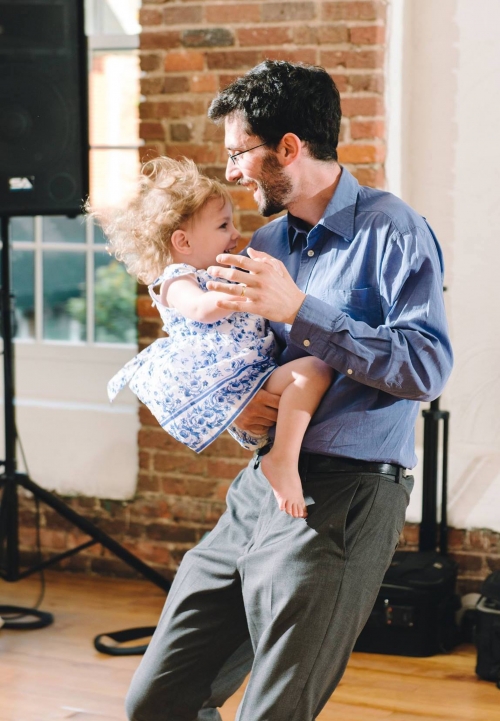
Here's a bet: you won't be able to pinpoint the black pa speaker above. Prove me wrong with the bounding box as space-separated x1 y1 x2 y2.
0 0 89 216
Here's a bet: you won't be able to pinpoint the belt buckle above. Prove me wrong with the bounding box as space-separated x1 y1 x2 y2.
396 467 408 483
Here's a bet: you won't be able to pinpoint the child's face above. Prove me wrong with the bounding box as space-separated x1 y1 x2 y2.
183 198 240 270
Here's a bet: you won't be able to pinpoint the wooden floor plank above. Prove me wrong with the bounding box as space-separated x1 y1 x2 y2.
1 572 499 721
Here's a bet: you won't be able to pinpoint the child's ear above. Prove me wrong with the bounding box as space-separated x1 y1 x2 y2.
171 229 191 256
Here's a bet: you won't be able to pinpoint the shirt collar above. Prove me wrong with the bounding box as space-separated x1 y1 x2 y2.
286 166 360 250
287 213 313 250
320 166 359 241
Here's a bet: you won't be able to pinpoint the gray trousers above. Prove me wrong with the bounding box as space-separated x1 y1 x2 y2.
126 456 413 721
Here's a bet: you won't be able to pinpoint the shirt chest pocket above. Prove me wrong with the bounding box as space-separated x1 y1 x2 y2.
319 287 382 327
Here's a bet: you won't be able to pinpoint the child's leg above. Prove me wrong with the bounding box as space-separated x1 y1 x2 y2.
260 357 334 518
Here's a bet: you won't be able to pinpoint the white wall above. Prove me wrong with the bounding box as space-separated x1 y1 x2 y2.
387 0 500 531
0 343 139 500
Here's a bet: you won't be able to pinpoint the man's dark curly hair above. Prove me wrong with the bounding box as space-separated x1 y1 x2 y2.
208 60 341 162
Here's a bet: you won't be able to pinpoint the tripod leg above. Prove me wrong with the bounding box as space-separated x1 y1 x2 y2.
17 473 171 592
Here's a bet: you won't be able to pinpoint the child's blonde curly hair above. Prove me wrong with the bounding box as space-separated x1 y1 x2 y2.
95 156 232 284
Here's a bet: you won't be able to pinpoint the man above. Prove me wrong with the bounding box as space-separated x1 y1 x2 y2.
126 61 453 721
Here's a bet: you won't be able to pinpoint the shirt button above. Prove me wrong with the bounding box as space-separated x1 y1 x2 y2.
307 249 315 257
347 368 353 375
303 339 311 347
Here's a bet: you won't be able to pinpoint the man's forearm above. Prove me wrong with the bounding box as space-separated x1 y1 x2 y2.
289 294 453 402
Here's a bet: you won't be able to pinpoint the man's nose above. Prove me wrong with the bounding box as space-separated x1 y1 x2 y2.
226 157 241 183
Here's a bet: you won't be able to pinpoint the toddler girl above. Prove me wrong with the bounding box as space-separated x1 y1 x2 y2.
102 157 333 518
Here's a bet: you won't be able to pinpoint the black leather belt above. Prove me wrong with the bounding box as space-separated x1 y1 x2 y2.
298 452 406 482
256 445 406 483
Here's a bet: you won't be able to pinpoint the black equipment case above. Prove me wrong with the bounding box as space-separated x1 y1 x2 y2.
475 571 500 686
354 550 460 656
354 399 461 657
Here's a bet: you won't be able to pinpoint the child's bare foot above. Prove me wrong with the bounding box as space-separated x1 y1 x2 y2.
261 453 307 518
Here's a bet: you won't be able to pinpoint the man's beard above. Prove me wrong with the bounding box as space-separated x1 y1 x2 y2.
255 152 292 217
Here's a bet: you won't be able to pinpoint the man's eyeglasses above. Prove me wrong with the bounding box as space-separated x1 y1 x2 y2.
227 142 267 165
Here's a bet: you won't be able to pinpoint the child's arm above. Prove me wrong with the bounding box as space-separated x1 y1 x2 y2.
165 275 244 323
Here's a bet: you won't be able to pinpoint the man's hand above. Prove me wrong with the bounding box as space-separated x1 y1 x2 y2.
235 388 280 435
207 248 306 325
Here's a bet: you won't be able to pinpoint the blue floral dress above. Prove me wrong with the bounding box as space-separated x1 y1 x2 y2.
108 264 277 453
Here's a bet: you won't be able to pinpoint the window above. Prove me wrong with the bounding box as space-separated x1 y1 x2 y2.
87 0 141 211
11 215 136 344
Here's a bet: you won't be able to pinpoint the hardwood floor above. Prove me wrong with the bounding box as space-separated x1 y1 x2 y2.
0 572 498 721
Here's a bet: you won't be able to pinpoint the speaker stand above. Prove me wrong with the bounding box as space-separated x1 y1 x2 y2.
0 216 170 629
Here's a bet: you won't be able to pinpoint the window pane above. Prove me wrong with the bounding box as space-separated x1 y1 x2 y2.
43 216 86 244
90 148 139 208
89 50 140 147
12 249 35 339
94 222 107 245
43 252 86 341
11 217 34 242
94 254 137 343
85 0 140 36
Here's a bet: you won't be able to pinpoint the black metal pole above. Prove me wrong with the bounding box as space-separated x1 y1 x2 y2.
439 412 450 555
1 216 16 475
420 398 440 551
420 397 450 555
0 216 20 580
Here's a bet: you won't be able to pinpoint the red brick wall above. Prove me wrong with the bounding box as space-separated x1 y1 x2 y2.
134 0 388 581
138 0 387 240
14 0 500 596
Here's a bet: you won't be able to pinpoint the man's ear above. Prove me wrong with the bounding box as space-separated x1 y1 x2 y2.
171 228 191 256
277 133 302 166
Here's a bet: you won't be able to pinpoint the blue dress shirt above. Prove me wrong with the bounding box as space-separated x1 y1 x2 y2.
249 167 453 468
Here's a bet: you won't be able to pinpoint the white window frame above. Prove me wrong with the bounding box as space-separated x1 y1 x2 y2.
12 216 136 347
